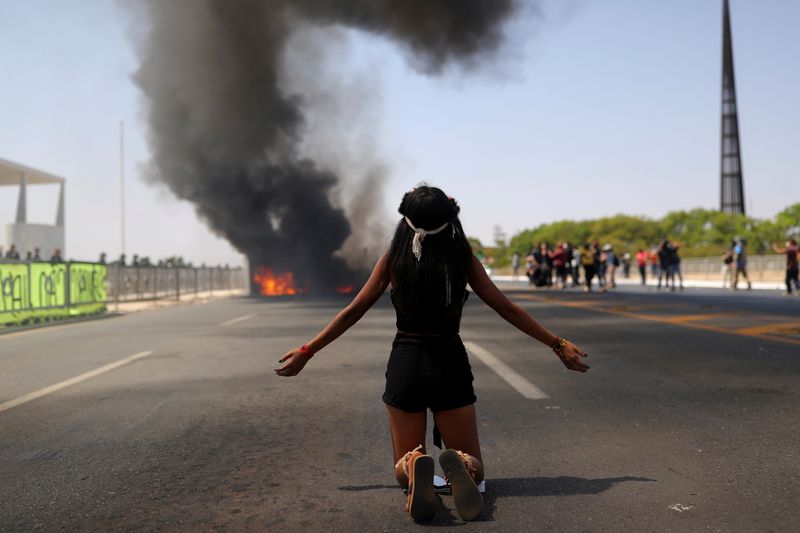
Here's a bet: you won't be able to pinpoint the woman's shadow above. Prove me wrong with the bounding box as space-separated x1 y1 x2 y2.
479 475 655 520
339 475 655 526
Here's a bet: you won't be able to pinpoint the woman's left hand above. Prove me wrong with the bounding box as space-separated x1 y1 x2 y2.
557 341 590 373
275 348 313 377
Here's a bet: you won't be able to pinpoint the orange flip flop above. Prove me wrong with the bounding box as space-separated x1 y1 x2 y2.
402 446 437 521
439 449 482 521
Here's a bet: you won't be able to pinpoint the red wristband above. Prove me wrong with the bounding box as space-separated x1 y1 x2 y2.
299 344 315 357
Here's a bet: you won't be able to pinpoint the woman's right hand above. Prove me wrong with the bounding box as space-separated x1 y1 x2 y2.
275 348 313 377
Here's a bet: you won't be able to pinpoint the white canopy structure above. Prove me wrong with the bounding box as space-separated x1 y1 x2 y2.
0 157 65 259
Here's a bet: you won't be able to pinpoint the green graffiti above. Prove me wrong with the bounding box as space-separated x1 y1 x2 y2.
69 263 107 305
0 263 31 323
0 262 107 326
31 263 67 308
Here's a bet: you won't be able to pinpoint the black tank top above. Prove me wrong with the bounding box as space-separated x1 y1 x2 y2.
390 287 469 336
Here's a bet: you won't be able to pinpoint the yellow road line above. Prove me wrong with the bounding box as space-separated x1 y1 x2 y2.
512 293 800 347
735 322 800 336
660 313 733 324
530 298 597 308
608 305 663 312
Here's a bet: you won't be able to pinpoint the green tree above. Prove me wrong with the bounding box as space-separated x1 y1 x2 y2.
491 225 510 267
467 237 484 260
775 203 800 240
505 203 798 259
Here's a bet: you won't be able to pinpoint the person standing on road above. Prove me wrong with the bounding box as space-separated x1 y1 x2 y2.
656 240 672 290
592 241 605 292
275 186 589 522
670 243 684 291
532 242 552 288
510 252 520 281
621 251 631 279
581 243 596 292
649 247 660 281
721 248 734 288
525 249 535 286
635 249 648 285
565 242 579 286
602 244 618 289
552 243 568 289
732 237 752 290
773 239 799 295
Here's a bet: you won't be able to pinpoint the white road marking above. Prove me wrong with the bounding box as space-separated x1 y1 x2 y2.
668 503 695 513
463 341 549 400
221 314 255 327
0 350 154 414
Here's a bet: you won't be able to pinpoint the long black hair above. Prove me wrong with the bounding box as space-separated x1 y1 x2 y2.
387 186 473 311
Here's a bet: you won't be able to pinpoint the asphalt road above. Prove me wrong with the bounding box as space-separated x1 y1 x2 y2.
1 284 798 532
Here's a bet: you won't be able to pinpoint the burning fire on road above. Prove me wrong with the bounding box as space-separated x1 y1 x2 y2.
253 267 305 296
250 261 359 297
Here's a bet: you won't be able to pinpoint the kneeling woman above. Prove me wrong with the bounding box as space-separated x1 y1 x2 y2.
276 186 589 521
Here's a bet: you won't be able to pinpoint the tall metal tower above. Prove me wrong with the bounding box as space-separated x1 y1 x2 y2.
720 0 745 214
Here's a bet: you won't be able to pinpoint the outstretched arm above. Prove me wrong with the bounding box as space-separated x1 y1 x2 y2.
276 253 391 377
467 255 589 372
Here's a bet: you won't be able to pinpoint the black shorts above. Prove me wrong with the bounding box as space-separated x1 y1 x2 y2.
382 334 476 413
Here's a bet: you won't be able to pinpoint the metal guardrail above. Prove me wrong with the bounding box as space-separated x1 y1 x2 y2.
107 265 247 302
678 254 785 281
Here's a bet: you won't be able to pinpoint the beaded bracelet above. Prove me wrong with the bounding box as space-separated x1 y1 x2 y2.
550 337 567 359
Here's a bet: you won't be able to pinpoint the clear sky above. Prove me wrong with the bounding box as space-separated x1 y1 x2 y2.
0 0 797 265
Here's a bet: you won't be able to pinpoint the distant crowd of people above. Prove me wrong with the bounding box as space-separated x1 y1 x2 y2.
99 253 155 266
105 253 229 270
510 239 682 293
0 244 62 263
635 240 684 291
503 236 799 295
507 241 627 293
720 237 799 295
0 248 214 269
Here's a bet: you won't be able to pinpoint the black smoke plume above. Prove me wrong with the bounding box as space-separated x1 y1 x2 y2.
132 0 519 292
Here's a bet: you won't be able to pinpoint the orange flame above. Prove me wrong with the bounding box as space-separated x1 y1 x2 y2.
336 285 355 294
253 267 304 296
